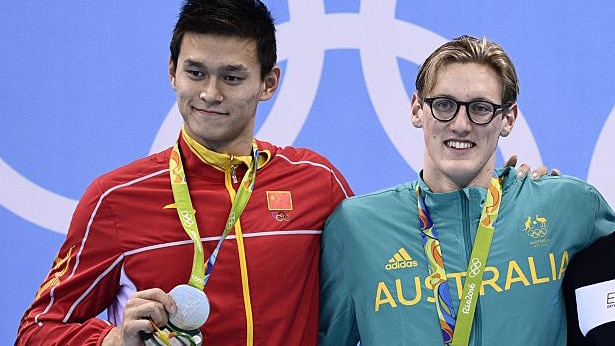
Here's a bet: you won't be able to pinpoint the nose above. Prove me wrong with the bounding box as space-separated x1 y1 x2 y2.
199 80 223 104
449 104 472 133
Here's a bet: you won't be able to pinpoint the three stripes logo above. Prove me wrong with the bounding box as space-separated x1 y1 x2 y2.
385 248 418 270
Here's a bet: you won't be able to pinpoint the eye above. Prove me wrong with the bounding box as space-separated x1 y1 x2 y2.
470 102 494 115
433 98 455 113
185 68 204 79
224 75 240 82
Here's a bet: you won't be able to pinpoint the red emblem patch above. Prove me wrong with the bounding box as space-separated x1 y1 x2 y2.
266 191 293 211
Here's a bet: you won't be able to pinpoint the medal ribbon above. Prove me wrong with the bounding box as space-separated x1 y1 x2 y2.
416 176 502 346
170 141 259 290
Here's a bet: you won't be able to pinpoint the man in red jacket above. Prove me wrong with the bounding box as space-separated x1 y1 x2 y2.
15 1 353 345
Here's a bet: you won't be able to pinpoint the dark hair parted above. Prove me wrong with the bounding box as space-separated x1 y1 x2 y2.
170 0 277 80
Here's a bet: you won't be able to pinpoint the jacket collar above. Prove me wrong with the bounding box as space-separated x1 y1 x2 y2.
180 128 271 171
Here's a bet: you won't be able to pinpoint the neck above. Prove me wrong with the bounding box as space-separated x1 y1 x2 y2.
182 128 253 157
422 166 495 193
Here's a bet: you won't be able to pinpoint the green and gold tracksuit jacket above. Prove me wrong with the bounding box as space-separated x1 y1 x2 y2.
319 167 615 346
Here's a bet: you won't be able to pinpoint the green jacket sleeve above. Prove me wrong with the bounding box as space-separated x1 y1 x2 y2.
319 205 360 346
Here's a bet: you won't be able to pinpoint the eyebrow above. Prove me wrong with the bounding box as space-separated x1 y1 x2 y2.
434 94 499 104
183 59 205 69
223 64 248 72
183 59 248 73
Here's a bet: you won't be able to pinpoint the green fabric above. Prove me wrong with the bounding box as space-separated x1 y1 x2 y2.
319 168 615 346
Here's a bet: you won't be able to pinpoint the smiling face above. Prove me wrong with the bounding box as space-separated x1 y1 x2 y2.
169 32 279 155
411 62 517 192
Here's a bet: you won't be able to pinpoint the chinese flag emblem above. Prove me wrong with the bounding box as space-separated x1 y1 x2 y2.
267 191 293 211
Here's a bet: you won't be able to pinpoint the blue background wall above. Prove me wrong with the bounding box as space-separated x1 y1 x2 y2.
2 0 614 341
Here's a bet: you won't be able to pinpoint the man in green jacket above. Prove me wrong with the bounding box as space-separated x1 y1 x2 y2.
319 35 615 346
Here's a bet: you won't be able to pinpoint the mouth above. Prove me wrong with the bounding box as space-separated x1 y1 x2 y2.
445 140 475 150
193 107 228 116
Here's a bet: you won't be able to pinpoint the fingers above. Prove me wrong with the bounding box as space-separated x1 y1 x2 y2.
503 154 530 180
503 154 518 168
121 318 155 341
119 288 178 343
132 288 177 315
529 165 548 180
516 164 560 180
505 154 561 181
516 163 530 178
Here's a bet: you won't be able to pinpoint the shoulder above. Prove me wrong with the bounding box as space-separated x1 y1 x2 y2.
332 182 416 217
324 182 416 246
257 139 335 167
93 147 172 189
507 174 613 220
513 173 603 198
348 182 416 202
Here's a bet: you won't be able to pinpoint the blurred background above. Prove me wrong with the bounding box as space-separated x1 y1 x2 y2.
2 0 614 341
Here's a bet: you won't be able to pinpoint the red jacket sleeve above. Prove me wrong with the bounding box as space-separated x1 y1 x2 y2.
15 179 123 346
329 161 354 207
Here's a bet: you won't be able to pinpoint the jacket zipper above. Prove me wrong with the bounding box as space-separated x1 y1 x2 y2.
460 191 481 345
225 155 254 345
230 155 238 184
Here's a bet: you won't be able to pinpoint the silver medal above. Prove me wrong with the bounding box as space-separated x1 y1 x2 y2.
143 284 209 346
168 284 210 330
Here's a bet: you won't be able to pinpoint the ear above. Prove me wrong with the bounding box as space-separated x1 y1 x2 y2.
260 66 281 101
499 103 518 137
168 57 177 90
410 92 424 128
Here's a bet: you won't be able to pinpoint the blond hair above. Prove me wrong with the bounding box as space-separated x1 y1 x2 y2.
415 35 519 105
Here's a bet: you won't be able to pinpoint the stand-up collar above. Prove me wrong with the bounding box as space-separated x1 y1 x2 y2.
180 128 270 171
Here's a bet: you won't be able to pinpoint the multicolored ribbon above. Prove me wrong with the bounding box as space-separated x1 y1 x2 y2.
417 187 456 344
416 176 502 346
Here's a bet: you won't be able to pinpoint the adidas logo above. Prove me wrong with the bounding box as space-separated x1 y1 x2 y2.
385 248 418 270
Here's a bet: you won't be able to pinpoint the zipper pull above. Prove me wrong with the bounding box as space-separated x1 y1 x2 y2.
230 155 238 184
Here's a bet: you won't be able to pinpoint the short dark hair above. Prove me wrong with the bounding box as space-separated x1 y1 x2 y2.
170 0 277 80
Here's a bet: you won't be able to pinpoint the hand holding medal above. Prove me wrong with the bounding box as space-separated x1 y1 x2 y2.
143 285 209 346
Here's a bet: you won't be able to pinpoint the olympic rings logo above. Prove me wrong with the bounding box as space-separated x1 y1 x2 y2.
180 210 195 227
467 257 482 278
272 211 291 222
526 228 548 238
226 212 237 230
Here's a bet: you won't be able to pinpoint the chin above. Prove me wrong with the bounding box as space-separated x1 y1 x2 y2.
444 165 479 182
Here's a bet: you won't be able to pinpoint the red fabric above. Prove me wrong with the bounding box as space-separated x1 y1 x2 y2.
16 135 352 346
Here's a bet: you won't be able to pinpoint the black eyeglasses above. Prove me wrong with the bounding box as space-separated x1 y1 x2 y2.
423 97 511 125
